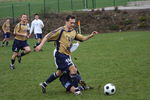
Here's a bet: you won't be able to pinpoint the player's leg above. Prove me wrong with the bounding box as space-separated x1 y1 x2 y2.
10 39 20 69
34 34 42 48
59 72 82 95
5 38 9 46
10 52 18 69
40 70 63 93
40 51 66 93
2 34 6 47
70 86 82 95
17 41 31 63
5 33 10 47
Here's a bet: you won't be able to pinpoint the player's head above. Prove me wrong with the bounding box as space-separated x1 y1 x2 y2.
20 14 28 23
34 13 39 19
65 15 76 29
6 19 10 23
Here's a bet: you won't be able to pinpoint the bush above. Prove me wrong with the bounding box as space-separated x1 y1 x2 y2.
138 16 147 22
124 19 132 25
109 24 120 30
137 22 148 28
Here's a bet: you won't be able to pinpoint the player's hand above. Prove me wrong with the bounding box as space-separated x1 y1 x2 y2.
35 45 42 52
27 35 30 39
22 33 28 37
91 31 98 36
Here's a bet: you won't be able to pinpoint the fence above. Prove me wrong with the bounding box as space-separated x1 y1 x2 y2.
0 0 143 20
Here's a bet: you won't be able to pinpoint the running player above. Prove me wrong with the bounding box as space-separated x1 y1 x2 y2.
1 19 11 47
10 14 31 69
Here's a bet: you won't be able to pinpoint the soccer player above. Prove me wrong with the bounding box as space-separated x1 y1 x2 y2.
9 14 31 69
29 13 44 49
35 15 98 93
59 69 93 95
1 19 11 47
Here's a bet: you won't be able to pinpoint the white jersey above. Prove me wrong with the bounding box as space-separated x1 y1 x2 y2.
30 19 44 34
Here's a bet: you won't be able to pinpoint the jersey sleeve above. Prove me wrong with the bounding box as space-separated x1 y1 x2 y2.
29 21 34 34
2 23 6 32
75 34 85 42
47 27 63 41
14 23 20 35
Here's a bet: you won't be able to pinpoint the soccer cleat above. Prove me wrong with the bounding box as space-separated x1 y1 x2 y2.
83 85 94 90
80 80 94 90
33 45 37 48
1 44 4 47
80 80 87 87
40 83 46 93
74 91 82 95
9 64 15 70
17 55 22 63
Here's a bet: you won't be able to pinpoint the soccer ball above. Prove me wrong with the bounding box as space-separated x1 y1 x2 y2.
104 83 116 95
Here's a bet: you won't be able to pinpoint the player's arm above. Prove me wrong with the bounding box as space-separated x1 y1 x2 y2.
2 23 6 33
35 31 57 51
35 27 63 52
40 20 44 28
35 34 48 51
14 24 27 37
29 21 34 37
75 31 98 41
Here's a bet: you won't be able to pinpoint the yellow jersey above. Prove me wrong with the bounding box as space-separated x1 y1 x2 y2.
14 23 28 41
2 22 10 33
47 26 85 55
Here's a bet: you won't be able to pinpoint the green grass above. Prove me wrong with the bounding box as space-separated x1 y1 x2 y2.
0 31 150 100
0 0 143 18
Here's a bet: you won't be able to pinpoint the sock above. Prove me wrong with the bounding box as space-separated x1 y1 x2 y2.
45 72 59 85
2 41 5 46
42 82 48 87
11 59 15 65
20 52 26 57
78 86 85 91
36 42 40 46
6 41 9 46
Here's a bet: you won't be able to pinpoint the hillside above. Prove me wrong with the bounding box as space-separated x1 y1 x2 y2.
0 9 150 40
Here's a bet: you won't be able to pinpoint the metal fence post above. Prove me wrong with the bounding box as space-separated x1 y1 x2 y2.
94 0 96 8
71 0 73 10
92 0 94 9
28 3 31 22
57 0 60 12
43 0 46 16
86 0 88 9
114 0 116 6
12 4 15 24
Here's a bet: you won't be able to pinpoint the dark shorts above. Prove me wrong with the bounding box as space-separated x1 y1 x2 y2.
54 51 73 72
35 34 42 39
12 39 29 52
60 73 80 91
3 32 10 38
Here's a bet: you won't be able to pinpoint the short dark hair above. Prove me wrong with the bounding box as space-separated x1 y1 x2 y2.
20 13 27 18
34 13 39 16
66 15 75 21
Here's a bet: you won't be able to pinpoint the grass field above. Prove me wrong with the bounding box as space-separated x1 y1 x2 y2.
0 0 142 18
0 31 150 100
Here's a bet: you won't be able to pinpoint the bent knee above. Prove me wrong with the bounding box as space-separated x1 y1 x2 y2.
25 48 31 53
69 66 77 74
56 70 63 76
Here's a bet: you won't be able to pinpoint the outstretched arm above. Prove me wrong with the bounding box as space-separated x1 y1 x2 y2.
76 31 98 41
35 32 51 51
